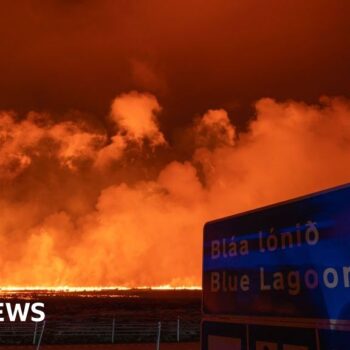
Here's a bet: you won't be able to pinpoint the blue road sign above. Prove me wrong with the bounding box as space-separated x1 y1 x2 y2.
203 183 350 321
318 329 350 349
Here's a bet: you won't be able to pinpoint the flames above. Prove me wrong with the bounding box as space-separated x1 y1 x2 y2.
0 285 201 293
1 93 350 287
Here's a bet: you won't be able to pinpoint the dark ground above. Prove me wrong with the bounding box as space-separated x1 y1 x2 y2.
0 290 202 345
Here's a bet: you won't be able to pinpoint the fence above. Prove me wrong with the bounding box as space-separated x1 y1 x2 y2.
0 316 200 345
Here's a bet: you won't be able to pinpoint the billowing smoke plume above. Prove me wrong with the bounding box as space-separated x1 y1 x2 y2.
1 93 350 287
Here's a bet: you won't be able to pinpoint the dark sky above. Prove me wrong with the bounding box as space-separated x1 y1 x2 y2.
1 0 350 133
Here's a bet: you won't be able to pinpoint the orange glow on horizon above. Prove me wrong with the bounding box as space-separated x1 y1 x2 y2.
1 2 350 290
0 285 202 293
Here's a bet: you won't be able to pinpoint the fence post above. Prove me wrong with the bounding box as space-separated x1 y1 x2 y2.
36 321 45 350
156 321 161 350
33 322 38 345
177 316 180 342
111 317 116 343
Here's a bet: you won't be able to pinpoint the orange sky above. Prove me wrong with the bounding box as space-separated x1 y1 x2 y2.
0 0 350 287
